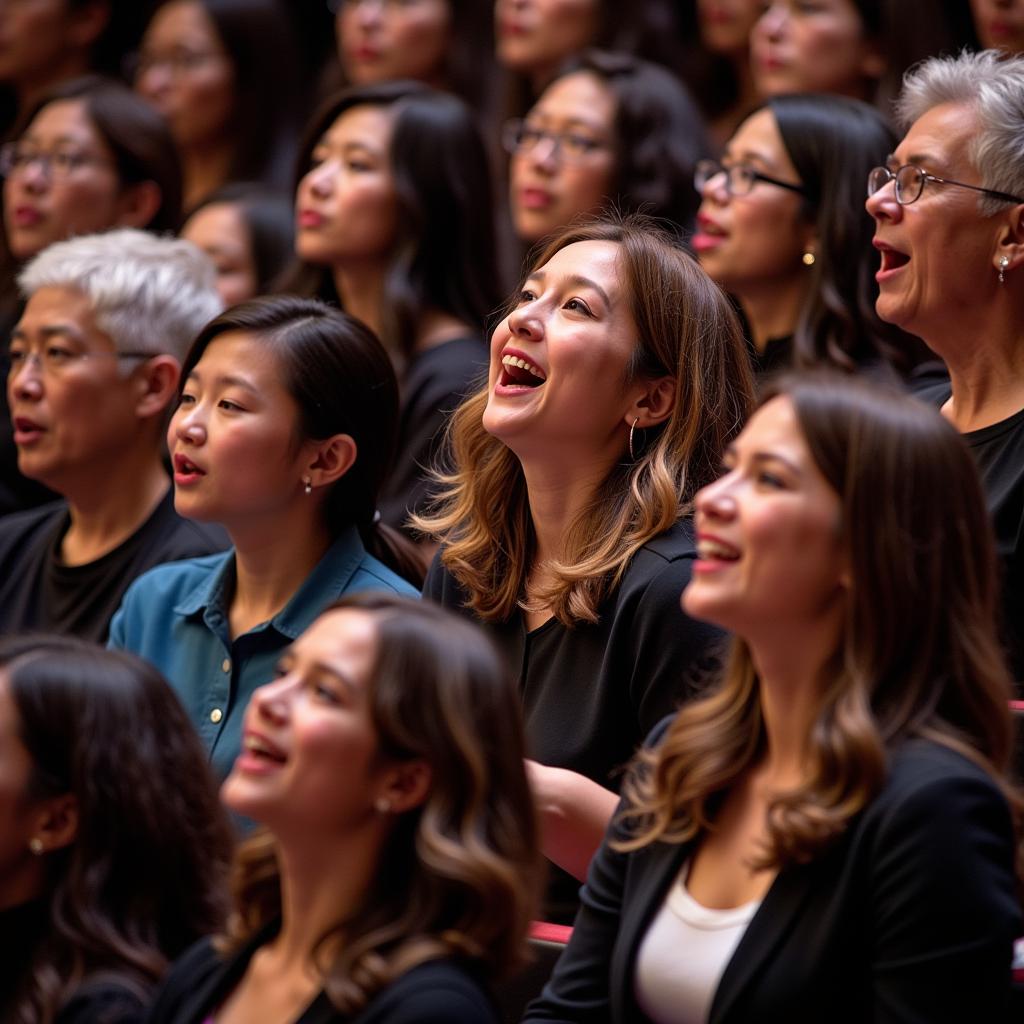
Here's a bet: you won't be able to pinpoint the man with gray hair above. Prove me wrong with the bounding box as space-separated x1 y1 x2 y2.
0 229 228 641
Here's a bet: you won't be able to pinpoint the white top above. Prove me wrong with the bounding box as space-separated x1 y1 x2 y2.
633 863 762 1024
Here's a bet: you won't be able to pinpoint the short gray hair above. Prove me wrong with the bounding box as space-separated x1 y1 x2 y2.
18 229 223 362
896 50 1024 216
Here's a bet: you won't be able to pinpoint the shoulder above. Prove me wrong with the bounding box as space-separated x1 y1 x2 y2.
119 551 229 607
0 500 65 551
404 337 489 406
616 519 699 610
55 980 147 1024
358 959 497 1024
146 937 225 1022
350 552 420 597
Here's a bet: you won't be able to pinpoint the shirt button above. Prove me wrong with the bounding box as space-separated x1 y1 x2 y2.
210 708 223 724
221 658 231 673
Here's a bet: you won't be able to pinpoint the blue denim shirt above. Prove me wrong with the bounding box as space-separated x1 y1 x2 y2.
109 525 417 781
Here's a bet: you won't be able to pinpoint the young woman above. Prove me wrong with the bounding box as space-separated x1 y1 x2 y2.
134 0 300 209
524 372 1022 1023
691 93 919 378
504 50 709 247
418 215 754 920
146 593 542 1024
109 297 420 782
287 81 500 535
0 635 231 1024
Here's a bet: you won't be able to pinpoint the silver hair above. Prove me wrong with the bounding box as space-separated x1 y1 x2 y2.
896 50 1024 217
18 229 223 362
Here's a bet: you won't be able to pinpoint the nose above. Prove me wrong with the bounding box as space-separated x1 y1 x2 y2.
252 672 297 725
303 160 336 200
173 401 207 446
695 472 738 522
8 352 43 399
756 2 788 39
700 168 730 205
526 134 559 173
865 175 902 224
354 0 384 26
505 295 544 342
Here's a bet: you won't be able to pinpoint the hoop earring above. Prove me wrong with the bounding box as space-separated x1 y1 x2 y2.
303 477 312 496
999 255 1009 284
628 417 639 461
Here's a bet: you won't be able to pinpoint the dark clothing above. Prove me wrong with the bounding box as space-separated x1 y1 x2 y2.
914 378 1024 687
524 737 1021 1024
424 520 725 920
379 336 488 534
0 489 228 643
147 926 500 1024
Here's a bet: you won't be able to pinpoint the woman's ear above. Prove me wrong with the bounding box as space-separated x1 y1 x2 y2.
377 759 432 815
306 434 358 489
115 181 163 230
30 793 79 854
625 375 676 430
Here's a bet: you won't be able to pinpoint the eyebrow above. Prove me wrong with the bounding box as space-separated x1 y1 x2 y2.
185 369 260 393
10 324 87 344
526 270 612 309
725 444 803 476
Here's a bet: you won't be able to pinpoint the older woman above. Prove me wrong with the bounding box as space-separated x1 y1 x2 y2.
866 49 1024 684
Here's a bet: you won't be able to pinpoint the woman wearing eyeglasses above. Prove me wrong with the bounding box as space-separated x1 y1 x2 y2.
506 50 709 248
866 49 1024 687
693 93 919 379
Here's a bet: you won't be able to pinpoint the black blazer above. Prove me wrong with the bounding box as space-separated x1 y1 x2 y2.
523 739 1021 1024
145 925 500 1024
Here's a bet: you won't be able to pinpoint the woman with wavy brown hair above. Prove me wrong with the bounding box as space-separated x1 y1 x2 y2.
418 214 754 920
147 592 542 1024
525 372 1022 1024
0 636 231 1024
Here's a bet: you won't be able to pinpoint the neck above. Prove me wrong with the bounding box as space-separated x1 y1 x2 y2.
739 275 809 353
332 264 387 342
61 453 170 566
182 143 235 211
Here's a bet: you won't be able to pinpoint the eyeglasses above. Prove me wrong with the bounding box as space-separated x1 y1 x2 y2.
866 164 1024 206
0 143 112 181
8 345 153 377
694 158 807 198
129 48 224 79
502 119 610 163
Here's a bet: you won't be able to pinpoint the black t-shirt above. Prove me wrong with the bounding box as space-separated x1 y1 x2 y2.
915 377 1024 688
379 336 488 534
0 489 228 643
424 519 726 920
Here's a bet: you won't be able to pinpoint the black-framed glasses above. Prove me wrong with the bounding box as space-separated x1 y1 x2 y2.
694 158 807 198
502 119 610 163
867 164 1024 206
0 143 112 180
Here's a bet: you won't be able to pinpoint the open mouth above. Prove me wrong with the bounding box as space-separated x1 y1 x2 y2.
243 734 286 765
499 353 546 389
879 249 910 273
696 538 740 562
173 453 204 476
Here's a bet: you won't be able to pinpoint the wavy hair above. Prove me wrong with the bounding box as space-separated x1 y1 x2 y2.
414 214 754 625
2 636 232 1024
219 593 542 1014
617 372 1019 865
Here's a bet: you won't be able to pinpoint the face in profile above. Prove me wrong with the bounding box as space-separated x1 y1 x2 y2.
3 99 137 262
181 201 259 308
483 238 645 460
337 0 452 86
750 0 884 100
168 330 317 527
134 0 235 151
697 0 765 56
294 104 399 270
683 395 846 639
509 70 616 244
7 286 152 492
970 0 1024 53
222 608 394 834
691 107 812 301
495 0 600 83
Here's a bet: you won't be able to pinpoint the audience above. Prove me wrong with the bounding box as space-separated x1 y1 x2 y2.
866 49 1024 685
146 593 542 1024
525 372 1022 1023
971 0 1024 53
181 182 294 307
285 81 500 537
0 230 225 643
418 215 754 920
0 635 232 1024
692 93 918 378
109 297 420 782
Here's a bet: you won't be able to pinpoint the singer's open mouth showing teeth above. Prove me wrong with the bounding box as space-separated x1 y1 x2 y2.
697 538 740 561
499 353 547 388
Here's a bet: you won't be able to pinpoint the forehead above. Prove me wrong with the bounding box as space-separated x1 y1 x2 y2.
192 329 284 381
23 99 100 146
17 286 109 345
727 107 787 162
739 395 812 460
895 101 977 172
145 0 221 47
321 104 395 149
533 238 623 292
296 609 380 678
183 201 247 243
532 70 615 127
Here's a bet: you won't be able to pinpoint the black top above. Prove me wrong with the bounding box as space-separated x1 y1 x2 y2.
524 736 1021 1024
0 488 228 643
915 378 1024 687
147 926 499 1024
379 336 488 534
424 520 725 919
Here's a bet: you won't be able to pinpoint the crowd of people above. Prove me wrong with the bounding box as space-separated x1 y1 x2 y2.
0 1 1022 1022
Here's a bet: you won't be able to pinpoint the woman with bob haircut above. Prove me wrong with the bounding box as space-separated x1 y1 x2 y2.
147 592 543 1024
418 214 754 920
866 49 1024 684
110 296 420 783
504 49 709 247
524 372 1022 1023
0 635 232 1024
287 80 501 536
693 92 919 378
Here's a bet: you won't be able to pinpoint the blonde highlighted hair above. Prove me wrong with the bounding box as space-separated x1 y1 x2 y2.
414 214 754 625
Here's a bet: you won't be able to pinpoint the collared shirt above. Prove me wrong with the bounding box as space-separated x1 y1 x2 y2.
109 525 417 781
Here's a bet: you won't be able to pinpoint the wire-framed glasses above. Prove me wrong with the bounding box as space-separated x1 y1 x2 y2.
867 164 1024 206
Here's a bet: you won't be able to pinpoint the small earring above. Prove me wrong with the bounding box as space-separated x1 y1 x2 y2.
374 797 392 814
628 417 639 461
303 477 312 496
801 251 816 267
999 255 1009 284
28 838 43 855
